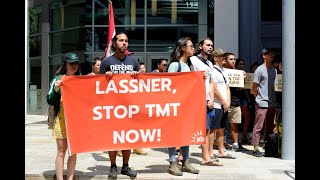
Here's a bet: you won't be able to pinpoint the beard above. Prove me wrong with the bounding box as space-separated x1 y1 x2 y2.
204 51 211 57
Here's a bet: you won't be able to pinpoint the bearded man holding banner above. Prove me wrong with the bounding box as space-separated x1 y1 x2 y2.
100 32 140 179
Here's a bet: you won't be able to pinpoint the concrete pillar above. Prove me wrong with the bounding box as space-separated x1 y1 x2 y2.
239 0 261 71
198 1 207 40
214 0 239 57
282 0 295 160
41 0 50 114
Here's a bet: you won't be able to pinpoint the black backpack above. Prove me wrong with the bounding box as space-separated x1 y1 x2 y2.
166 61 181 72
167 57 194 72
264 133 279 157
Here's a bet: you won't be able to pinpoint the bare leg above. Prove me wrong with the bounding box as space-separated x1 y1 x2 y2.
208 129 215 157
66 154 77 180
109 151 117 166
122 149 131 165
230 123 238 144
216 129 226 156
201 131 211 163
55 139 67 180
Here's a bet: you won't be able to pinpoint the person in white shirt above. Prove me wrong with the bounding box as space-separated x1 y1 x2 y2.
210 48 236 159
190 38 222 166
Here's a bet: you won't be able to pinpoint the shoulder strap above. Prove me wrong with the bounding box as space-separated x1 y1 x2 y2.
213 66 227 83
166 61 181 72
177 61 181 72
196 56 211 67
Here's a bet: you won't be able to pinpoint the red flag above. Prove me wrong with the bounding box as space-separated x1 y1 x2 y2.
104 1 116 58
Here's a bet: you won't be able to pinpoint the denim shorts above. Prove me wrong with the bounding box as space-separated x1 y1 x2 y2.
206 109 215 130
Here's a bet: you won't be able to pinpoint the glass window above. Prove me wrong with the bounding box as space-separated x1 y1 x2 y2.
95 0 145 25
147 0 198 24
29 35 41 57
28 6 42 35
147 26 198 52
86 27 93 52
50 0 86 31
28 57 42 114
29 58 42 89
86 0 93 25
94 27 144 53
50 28 86 55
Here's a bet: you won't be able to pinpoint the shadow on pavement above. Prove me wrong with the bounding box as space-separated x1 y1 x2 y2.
138 165 169 173
25 120 47 126
91 152 109 161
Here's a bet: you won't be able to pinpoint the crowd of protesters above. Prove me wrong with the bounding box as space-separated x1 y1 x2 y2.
46 32 281 179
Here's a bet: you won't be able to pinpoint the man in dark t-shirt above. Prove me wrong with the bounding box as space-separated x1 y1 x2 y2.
99 32 139 179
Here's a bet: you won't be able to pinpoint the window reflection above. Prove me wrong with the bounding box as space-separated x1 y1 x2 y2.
147 0 198 24
147 26 198 52
50 1 86 31
50 28 86 55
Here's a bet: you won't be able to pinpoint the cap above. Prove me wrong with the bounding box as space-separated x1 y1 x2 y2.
64 53 79 63
125 49 134 55
212 48 225 57
261 48 274 55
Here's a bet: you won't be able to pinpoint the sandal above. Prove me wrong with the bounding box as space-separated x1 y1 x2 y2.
217 154 236 159
200 161 223 166
210 154 220 162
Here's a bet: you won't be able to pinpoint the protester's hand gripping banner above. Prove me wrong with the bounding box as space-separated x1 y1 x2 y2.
61 72 206 154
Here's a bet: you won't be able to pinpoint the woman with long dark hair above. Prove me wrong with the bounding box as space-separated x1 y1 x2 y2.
47 52 81 180
166 37 199 176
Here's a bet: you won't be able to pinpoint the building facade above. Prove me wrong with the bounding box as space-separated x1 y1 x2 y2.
27 0 282 115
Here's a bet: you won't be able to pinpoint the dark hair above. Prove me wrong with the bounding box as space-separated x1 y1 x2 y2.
235 58 245 66
55 62 81 76
111 32 127 52
209 52 215 65
91 57 101 66
224 52 235 59
250 61 259 72
157 58 168 65
169 37 193 68
194 37 213 55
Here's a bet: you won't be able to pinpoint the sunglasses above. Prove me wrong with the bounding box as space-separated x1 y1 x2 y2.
161 64 167 67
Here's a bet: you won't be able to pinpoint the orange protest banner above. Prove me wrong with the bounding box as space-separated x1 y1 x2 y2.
61 72 206 154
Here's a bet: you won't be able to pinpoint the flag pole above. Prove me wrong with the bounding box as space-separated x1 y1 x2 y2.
104 0 116 58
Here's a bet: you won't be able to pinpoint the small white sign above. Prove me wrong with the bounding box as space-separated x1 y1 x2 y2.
275 74 282 92
225 69 245 88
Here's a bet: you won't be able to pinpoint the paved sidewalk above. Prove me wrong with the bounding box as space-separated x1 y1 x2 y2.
25 115 295 180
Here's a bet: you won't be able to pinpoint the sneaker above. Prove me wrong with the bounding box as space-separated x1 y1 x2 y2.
168 161 183 176
121 166 137 177
232 143 239 150
182 159 199 174
133 148 148 155
108 166 117 179
252 149 263 157
117 150 122 157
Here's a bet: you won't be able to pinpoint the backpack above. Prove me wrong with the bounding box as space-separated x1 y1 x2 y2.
167 61 181 72
264 133 278 157
166 57 193 72
45 75 62 129
45 105 56 129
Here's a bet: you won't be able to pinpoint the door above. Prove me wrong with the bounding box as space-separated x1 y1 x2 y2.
145 53 171 73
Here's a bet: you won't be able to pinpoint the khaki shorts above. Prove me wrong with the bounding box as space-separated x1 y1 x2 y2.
228 106 241 124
